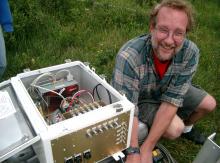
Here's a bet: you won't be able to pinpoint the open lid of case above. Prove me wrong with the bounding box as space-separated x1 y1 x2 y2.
193 133 220 163
0 80 40 162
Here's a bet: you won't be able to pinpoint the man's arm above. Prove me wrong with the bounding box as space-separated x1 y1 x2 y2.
140 102 177 162
125 117 141 163
129 116 139 147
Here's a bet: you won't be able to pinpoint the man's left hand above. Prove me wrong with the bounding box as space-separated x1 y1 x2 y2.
140 150 153 163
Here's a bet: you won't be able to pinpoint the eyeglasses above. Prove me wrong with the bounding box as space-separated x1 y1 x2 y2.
155 26 186 42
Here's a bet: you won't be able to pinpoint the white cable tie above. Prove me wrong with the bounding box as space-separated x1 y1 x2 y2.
112 151 125 161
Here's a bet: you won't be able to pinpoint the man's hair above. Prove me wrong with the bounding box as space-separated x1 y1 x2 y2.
150 0 195 32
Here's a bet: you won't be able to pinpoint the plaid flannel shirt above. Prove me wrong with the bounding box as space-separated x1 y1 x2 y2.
112 34 199 116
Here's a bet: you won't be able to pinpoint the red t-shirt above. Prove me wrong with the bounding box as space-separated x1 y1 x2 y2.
153 54 171 79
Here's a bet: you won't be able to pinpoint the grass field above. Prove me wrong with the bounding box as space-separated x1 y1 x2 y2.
2 0 220 162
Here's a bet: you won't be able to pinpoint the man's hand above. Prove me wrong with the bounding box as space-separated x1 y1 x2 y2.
140 150 153 163
138 102 177 163
125 154 141 163
125 150 153 163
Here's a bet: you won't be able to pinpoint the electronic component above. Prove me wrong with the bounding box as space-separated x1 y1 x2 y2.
153 148 163 162
1 61 135 163
33 78 79 122
37 78 78 95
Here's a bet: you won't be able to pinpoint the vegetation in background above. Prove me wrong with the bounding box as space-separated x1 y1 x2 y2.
2 0 220 162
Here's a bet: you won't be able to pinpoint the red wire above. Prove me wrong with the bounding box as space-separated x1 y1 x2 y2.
66 90 90 112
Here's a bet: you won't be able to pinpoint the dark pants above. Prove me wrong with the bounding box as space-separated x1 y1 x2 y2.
138 85 207 127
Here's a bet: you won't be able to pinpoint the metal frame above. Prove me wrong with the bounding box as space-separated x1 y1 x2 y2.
193 133 220 163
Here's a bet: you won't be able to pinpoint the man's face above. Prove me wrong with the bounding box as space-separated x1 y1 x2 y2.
150 7 188 61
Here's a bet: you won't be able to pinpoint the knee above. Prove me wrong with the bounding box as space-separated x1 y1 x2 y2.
164 121 185 140
199 95 216 113
207 95 217 112
168 123 185 140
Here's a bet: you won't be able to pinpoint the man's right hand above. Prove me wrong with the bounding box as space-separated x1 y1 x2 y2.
125 154 141 163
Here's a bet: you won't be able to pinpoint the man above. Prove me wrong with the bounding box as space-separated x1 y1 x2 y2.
112 0 216 162
0 0 14 78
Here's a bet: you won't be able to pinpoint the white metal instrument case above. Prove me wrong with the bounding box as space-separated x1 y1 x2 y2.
0 61 134 163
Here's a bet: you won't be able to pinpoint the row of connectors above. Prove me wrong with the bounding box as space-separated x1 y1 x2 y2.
70 101 102 116
116 122 127 144
63 101 102 119
86 119 119 138
64 150 92 163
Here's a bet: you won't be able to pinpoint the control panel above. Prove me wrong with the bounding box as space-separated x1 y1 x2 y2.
51 111 130 163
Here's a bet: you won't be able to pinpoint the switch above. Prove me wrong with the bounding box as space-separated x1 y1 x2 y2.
91 127 98 135
97 125 103 133
83 150 92 159
112 121 119 128
86 129 92 138
108 121 114 128
102 123 108 130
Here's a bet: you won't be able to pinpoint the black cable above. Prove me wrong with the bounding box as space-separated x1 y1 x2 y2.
92 83 112 104
93 84 101 100
155 143 177 163
118 156 125 163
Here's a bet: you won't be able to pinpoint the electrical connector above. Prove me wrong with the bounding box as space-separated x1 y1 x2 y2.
152 148 163 162
83 150 92 159
60 99 69 111
112 151 125 161
64 157 73 163
74 153 82 163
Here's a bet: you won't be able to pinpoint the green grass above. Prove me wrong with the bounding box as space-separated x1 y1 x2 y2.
2 0 220 162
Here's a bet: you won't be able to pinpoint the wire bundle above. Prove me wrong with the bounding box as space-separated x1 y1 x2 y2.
28 70 113 125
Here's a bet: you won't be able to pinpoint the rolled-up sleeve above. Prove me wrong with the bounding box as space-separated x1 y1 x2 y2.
112 49 140 116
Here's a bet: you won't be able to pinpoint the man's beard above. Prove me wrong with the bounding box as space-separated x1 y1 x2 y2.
151 36 183 61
